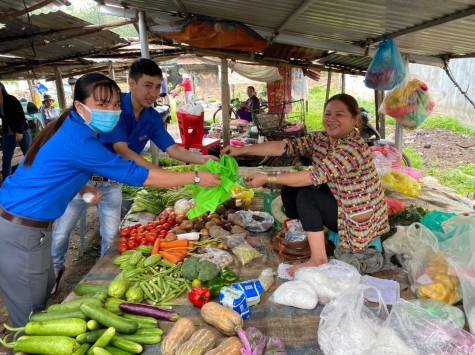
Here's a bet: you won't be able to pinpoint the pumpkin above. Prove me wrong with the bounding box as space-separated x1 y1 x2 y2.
200 302 243 336
176 328 216 355
161 317 196 355
205 336 242 355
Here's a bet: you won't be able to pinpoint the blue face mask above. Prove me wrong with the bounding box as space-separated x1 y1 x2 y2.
79 103 121 133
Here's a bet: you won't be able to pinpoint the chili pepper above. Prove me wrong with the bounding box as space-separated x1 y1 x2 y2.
219 267 237 285
187 287 211 308
207 277 225 298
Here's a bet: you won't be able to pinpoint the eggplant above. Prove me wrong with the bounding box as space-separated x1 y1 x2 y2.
119 302 180 322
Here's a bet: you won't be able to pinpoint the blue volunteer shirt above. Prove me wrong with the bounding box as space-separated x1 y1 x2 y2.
100 92 176 154
0 111 149 221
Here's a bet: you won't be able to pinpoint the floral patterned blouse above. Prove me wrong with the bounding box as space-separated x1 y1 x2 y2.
285 129 389 251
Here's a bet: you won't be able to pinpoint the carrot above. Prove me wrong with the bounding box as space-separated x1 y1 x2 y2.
159 240 189 249
151 238 161 255
158 250 186 264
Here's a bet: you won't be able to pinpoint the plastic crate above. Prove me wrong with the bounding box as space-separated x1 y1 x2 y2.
177 111 204 147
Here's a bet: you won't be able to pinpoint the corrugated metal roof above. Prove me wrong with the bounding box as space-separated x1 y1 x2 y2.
97 0 475 71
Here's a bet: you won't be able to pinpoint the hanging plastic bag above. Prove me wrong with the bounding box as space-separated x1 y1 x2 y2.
364 38 405 91
379 63 435 129
369 144 402 171
187 155 239 219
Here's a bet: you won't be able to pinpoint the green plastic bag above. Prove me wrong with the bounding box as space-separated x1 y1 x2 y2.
187 155 239 219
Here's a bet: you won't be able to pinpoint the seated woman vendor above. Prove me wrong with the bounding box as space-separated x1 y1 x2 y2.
236 86 260 122
222 93 389 276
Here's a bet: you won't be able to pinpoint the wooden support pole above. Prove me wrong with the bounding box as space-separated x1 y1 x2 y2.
54 67 66 111
341 73 346 93
27 80 35 103
324 70 332 115
374 90 385 138
221 59 230 147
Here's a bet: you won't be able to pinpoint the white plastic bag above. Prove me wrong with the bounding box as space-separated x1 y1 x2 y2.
234 211 274 232
179 103 204 115
295 260 360 304
269 280 317 309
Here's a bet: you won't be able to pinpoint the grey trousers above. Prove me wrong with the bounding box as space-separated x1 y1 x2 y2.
0 217 55 327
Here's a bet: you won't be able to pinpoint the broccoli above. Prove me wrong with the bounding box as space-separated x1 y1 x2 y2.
197 260 220 282
180 256 200 280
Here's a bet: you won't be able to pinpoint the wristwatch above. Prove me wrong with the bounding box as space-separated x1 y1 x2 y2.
194 171 200 184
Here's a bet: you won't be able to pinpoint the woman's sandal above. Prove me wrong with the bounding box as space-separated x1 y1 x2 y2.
50 265 66 297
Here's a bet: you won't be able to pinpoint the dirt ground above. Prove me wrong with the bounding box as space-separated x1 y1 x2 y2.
1 127 475 352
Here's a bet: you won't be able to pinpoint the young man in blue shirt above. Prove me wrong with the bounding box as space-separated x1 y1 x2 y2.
51 59 216 294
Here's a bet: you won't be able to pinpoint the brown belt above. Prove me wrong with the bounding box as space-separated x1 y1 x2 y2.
91 175 108 182
0 206 51 229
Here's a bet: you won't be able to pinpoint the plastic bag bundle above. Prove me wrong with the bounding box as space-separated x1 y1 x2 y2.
371 150 392 176
230 183 254 207
234 210 274 232
381 169 421 197
364 38 405 91
379 69 435 129
295 260 361 304
269 280 318 309
232 242 262 266
370 145 402 171
318 284 391 355
383 300 475 354
179 103 204 115
408 299 466 328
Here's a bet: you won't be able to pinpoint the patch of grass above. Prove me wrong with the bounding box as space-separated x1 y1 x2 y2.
426 164 475 196
421 115 475 136
402 146 425 170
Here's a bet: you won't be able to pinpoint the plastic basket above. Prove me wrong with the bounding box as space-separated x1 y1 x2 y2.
177 111 204 146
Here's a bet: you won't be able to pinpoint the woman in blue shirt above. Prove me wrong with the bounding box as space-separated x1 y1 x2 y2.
0 72 220 327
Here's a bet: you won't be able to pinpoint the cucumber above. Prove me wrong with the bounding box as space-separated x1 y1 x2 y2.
24 318 87 337
12 335 81 355
31 309 87 322
104 345 134 355
77 329 107 344
104 297 125 315
134 327 163 336
143 254 162 268
115 333 162 345
74 283 110 296
122 313 158 325
73 343 91 355
47 297 104 313
87 319 101 331
93 347 113 355
135 245 153 254
80 303 138 334
87 327 116 355
110 336 143 354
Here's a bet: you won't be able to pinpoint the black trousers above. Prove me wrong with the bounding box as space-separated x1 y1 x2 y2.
281 184 338 233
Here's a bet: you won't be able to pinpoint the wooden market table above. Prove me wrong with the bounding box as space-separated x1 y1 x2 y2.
66 167 475 354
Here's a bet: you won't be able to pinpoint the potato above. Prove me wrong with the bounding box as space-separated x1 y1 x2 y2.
180 220 194 230
208 213 221 221
205 221 217 230
193 221 206 231
165 233 177 241
200 228 209 237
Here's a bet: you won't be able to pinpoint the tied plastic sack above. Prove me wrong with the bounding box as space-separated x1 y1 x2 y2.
371 150 392 176
187 155 238 219
318 284 414 355
370 144 402 171
295 260 361 304
379 64 435 129
179 103 204 115
269 280 318 310
234 210 274 232
408 299 466 328
381 299 475 354
364 38 405 91
381 169 421 197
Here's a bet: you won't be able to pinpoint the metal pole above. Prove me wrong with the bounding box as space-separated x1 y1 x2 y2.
221 59 230 147
341 73 346 93
54 66 66 111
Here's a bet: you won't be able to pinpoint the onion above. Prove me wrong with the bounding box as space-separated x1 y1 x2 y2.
159 212 169 219
164 207 174 214
175 215 185 224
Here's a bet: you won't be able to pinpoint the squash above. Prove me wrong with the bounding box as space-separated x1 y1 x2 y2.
176 329 216 355
200 302 243 336
205 336 242 355
161 318 196 355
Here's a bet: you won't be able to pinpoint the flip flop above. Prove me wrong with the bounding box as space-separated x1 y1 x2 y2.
50 265 66 297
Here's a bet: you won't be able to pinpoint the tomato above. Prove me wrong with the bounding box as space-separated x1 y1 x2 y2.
145 225 155 232
140 238 148 246
127 225 136 231
119 237 128 245
137 226 145 233
150 228 159 234
159 218 167 224
159 230 167 237
119 228 130 238
135 233 144 243
126 239 136 249
118 245 128 254
162 223 171 230
145 234 156 243
146 241 154 246
166 218 175 226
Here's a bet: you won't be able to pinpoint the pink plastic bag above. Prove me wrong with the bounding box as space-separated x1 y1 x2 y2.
370 145 402 171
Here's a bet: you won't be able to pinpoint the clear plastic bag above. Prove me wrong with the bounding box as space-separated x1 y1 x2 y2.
383 299 475 354
370 145 402 171
222 233 247 249
379 65 435 129
269 280 318 309
295 260 361 304
234 210 274 232
198 245 234 269
364 38 405 91
371 150 392 176
232 242 262 265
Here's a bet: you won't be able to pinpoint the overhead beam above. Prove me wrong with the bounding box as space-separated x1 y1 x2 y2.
0 0 57 23
0 19 136 44
274 0 315 35
172 0 189 16
370 5 475 43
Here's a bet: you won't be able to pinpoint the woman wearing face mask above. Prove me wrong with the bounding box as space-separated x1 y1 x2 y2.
0 72 221 327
